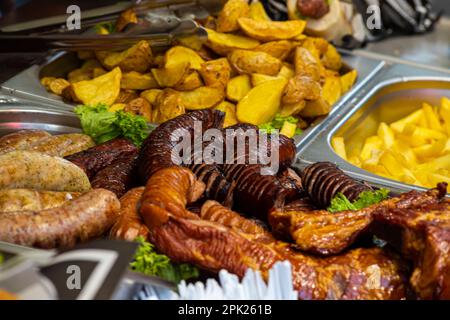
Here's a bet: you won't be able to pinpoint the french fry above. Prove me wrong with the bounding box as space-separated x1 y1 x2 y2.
331 137 347 160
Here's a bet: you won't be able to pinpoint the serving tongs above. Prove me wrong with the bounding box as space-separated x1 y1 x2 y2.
0 0 222 52
0 20 206 52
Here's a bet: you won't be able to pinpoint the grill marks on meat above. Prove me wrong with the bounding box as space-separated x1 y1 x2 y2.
91 151 139 198
138 110 225 182
66 138 137 179
139 166 407 300
301 162 372 208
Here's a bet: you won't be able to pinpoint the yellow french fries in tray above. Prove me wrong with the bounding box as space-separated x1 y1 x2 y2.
332 97 450 191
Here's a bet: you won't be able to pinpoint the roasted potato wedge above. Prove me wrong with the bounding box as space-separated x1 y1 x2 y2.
153 89 185 123
205 28 260 56
124 98 152 122
254 40 293 60
179 86 224 110
175 34 204 51
115 89 138 104
71 67 122 106
237 18 306 41
41 77 70 96
278 64 295 79
109 103 126 112
165 46 205 71
67 68 92 83
141 89 163 106
101 40 152 73
340 70 358 94
228 49 282 76
303 37 329 56
299 97 331 118
151 62 190 88
249 0 271 21
279 101 306 117
199 58 231 88
294 47 320 81
282 75 321 104
174 71 203 91
121 71 159 90
226 74 252 102
251 73 279 87
322 43 342 71
322 76 342 106
236 78 287 125
216 0 250 33
215 101 238 128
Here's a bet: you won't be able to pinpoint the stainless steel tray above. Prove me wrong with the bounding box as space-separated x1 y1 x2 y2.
297 62 450 195
0 93 81 136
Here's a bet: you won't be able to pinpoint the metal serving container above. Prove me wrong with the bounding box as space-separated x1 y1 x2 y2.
0 93 82 135
297 62 450 195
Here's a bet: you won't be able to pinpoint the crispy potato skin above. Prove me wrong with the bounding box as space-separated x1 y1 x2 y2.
102 40 152 73
124 98 152 122
282 75 321 104
152 89 185 123
238 18 307 41
254 41 293 60
294 47 320 82
216 0 250 33
71 67 122 106
228 49 282 76
180 86 224 110
199 58 231 89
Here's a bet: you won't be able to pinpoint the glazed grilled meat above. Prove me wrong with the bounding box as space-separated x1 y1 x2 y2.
301 162 372 208
271 181 450 300
66 138 137 179
139 166 407 300
371 183 450 300
91 151 139 198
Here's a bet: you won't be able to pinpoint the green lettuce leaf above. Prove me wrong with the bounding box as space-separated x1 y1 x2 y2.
74 104 151 147
327 188 390 213
130 236 199 284
258 114 303 135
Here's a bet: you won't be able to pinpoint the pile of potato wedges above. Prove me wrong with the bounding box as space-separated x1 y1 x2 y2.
40 0 357 135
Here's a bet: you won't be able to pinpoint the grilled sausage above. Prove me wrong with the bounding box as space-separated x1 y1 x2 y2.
0 151 91 192
301 162 372 208
91 151 139 198
30 133 95 157
0 189 80 213
0 130 51 154
0 189 120 248
66 138 137 179
110 187 149 241
138 110 225 182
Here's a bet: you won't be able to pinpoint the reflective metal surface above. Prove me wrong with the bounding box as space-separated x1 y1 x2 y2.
0 95 81 136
